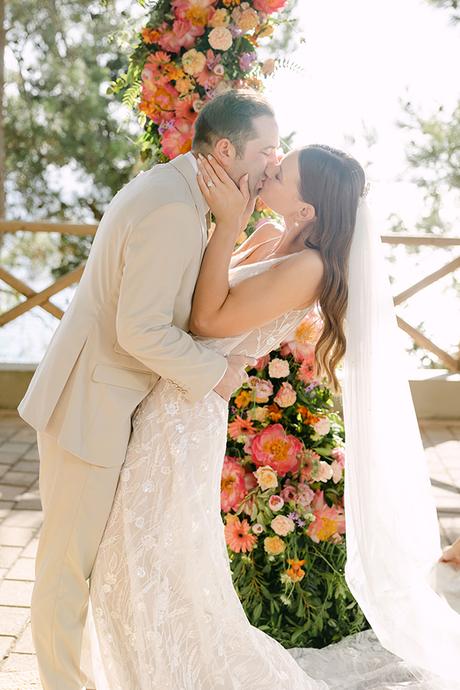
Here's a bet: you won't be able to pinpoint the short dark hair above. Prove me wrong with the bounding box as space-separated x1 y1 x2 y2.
192 89 275 157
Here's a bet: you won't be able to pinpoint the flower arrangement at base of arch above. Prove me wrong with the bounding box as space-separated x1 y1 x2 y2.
221 308 370 648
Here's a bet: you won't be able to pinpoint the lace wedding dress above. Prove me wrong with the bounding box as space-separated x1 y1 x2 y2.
86 250 458 690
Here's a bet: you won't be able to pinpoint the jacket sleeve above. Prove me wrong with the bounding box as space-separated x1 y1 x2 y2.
116 202 228 404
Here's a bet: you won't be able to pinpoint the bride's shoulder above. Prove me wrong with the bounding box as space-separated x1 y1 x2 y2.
233 221 283 254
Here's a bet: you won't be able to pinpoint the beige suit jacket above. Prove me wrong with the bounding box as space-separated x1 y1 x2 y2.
17 154 228 467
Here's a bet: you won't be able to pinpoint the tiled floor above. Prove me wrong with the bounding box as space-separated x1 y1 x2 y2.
0 411 459 689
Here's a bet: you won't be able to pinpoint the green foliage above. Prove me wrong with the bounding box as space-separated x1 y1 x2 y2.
3 0 142 278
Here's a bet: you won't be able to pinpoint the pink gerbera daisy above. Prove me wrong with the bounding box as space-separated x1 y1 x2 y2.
224 515 257 553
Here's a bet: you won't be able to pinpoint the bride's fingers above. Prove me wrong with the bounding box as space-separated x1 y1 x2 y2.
197 172 211 200
206 155 234 185
198 156 221 187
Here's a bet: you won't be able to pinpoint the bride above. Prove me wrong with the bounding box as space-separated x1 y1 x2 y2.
86 145 460 689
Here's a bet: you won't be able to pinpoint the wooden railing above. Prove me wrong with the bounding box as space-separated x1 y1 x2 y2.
1 220 460 371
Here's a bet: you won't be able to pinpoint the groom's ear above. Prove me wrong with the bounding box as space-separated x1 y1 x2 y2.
214 137 237 166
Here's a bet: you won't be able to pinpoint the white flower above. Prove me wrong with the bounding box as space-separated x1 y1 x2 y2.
268 357 290 378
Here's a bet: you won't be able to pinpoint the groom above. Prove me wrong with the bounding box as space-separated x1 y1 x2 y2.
17 89 280 690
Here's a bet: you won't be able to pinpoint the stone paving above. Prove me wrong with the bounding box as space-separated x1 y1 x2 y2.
0 411 459 690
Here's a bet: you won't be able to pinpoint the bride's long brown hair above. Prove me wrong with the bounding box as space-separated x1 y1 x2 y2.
297 145 366 394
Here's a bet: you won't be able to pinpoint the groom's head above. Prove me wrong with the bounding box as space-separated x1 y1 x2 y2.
192 90 279 197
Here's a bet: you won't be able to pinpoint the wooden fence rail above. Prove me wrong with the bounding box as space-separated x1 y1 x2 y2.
1 220 459 371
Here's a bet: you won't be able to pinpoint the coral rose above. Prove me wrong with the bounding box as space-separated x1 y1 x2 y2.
268 494 284 512
274 382 297 408
271 514 295 536
208 26 233 51
221 456 247 512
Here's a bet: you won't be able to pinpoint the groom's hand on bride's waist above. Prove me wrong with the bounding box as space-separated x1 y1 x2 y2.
213 354 258 402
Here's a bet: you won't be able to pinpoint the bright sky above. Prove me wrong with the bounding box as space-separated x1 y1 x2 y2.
264 0 460 229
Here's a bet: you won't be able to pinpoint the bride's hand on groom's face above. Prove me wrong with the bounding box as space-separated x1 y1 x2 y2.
197 154 250 231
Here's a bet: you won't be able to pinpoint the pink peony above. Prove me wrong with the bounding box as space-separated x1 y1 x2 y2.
307 501 346 543
268 357 290 378
158 19 204 52
253 0 289 14
173 0 215 25
160 118 194 159
297 350 317 383
220 456 247 512
268 494 284 512
250 424 303 477
274 381 297 408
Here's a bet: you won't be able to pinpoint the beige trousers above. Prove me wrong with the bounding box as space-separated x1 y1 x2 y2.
32 431 121 690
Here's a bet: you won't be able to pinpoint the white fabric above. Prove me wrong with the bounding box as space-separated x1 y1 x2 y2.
85 239 460 689
342 199 460 683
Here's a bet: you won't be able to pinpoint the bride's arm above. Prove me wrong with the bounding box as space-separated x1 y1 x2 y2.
190 156 323 338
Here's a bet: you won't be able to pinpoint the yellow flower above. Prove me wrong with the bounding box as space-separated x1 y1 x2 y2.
176 76 195 94
182 48 207 76
164 64 185 81
236 8 259 32
295 318 321 345
257 23 274 38
208 8 230 27
253 465 278 491
234 390 253 409
316 517 338 542
264 535 286 555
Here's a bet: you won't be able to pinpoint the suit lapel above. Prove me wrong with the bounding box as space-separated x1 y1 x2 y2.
169 154 208 255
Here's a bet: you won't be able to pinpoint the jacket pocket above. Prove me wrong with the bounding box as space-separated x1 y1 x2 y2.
91 363 153 392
